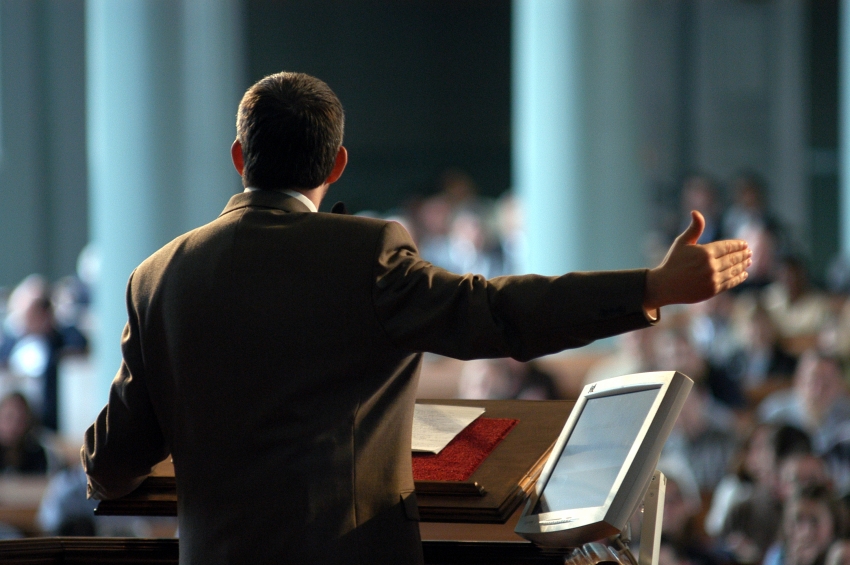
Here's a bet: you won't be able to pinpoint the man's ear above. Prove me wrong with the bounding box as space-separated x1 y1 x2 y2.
231 140 245 176
325 146 348 185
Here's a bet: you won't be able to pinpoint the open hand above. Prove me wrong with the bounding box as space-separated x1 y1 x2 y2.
643 210 751 311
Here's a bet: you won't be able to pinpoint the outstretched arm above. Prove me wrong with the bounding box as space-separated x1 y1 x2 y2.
643 210 751 312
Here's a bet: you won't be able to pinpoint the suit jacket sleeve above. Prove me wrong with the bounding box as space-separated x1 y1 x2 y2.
81 270 168 500
371 221 654 361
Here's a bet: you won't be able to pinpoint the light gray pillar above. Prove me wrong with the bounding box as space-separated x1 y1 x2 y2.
0 1 88 289
181 0 246 227
512 0 646 276
87 0 244 402
0 1 49 285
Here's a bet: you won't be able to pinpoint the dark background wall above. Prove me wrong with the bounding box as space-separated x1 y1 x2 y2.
245 0 513 213
808 0 840 281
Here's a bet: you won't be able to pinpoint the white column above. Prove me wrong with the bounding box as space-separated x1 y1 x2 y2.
87 0 244 401
512 0 646 275
181 0 246 227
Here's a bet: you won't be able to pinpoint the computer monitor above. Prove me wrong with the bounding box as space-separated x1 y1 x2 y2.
514 371 692 548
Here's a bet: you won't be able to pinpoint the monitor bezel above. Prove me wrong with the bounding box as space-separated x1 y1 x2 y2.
514 370 692 548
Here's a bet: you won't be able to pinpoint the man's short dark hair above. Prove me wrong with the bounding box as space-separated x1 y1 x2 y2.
236 72 344 190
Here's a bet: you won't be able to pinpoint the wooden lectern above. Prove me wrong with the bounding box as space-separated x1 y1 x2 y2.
0 399 574 565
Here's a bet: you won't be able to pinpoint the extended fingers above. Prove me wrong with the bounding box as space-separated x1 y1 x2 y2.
709 249 751 296
714 247 753 272
717 266 749 292
704 238 749 258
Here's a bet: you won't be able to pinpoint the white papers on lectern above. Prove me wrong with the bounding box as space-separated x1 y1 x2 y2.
412 404 485 454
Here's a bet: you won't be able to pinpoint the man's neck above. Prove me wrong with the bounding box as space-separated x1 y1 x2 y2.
280 189 318 212
243 186 321 212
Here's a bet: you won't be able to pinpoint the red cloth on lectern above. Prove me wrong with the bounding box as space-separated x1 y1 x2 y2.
412 417 519 482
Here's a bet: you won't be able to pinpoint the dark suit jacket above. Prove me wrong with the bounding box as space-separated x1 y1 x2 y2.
82 191 653 565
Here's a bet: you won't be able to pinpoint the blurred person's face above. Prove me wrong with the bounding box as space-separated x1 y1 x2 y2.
450 212 485 250
736 183 762 211
0 397 30 447
457 360 511 400
795 354 845 422
780 263 807 301
784 498 835 565
746 311 777 350
675 388 710 440
778 455 831 501
661 479 697 538
682 179 717 215
653 331 704 379
417 198 452 236
736 224 776 279
496 196 522 238
745 426 777 486
23 299 53 335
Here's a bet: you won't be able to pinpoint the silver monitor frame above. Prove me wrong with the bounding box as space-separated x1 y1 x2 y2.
514 371 692 548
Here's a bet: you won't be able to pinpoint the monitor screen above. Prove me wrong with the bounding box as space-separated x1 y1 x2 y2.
515 371 692 549
532 387 660 513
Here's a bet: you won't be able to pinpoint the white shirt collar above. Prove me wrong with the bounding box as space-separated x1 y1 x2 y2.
243 187 318 213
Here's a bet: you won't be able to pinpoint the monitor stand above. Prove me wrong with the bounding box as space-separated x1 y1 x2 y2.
560 470 666 565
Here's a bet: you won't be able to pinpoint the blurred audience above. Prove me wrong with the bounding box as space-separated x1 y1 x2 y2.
0 392 48 475
725 303 797 407
759 350 850 454
0 275 88 431
706 423 811 563
657 454 728 565
456 358 558 400
4 163 850 550
663 382 738 494
763 484 847 565
760 256 833 349
37 465 97 536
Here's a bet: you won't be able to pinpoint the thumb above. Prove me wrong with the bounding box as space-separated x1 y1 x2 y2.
677 210 705 245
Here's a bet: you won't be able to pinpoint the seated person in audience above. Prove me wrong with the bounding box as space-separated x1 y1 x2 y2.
760 256 832 353
776 452 834 500
715 424 811 563
763 484 847 565
721 171 780 242
37 465 98 536
0 275 87 431
663 382 738 493
687 293 740 378
653 323 745 409
715 424 811 564
656 455 728 565
0 392 47 474
733 220 779 291
726 303 797 406
759 350 850 454
655 326 739 493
